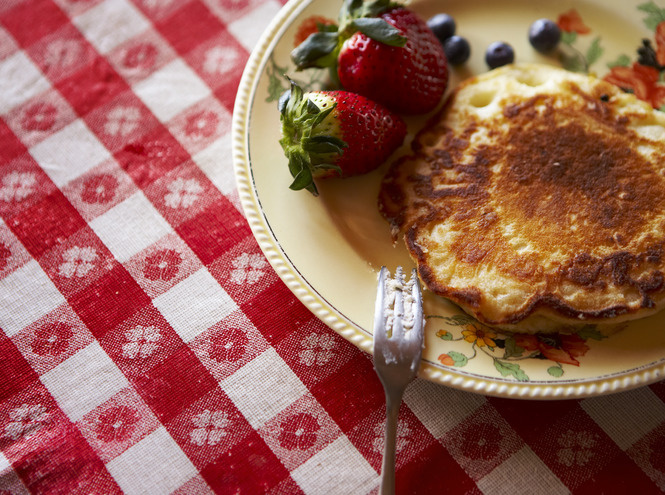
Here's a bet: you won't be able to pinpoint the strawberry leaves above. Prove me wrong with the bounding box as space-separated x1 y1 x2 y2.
279 77 346 195
290 0 405 70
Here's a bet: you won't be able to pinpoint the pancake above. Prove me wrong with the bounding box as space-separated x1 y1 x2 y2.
379 63 665 333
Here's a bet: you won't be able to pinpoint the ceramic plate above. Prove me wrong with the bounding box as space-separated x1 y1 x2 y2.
233 0 665 398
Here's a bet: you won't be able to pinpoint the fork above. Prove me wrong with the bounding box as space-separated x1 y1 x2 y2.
373 266 425 495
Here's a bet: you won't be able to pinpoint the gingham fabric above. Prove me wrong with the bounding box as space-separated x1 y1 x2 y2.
0 0 664 494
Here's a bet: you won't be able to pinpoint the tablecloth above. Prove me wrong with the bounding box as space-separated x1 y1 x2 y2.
0 0 664 493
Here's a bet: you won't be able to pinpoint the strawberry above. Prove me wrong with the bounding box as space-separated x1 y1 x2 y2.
278 77 406 196
291 0 448 115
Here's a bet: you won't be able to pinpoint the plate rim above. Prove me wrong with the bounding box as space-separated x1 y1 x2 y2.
231 0 665 399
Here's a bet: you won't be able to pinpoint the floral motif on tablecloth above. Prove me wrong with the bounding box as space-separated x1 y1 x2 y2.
143 249 182 281
81 174 119 205
189 409 230 446
4 404 49 441
433 312 606 381
278 413 320 451
95 406 140 443
44 39 81 70
185 110 219 139
122 325 161 359
204 46 240 76
58 246 98 278
21 102 57 132
299 332 336 366
208 328 248 363
372 419 411 454
30 322 74 357
0 171 37 202
556 430 598 467
230 252 267 285
104 106 141 137
458 422 502 461
164 178 203 209
122 43 158 71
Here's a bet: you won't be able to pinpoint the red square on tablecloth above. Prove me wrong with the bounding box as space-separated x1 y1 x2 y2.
156 1 224 56
68 263 152 338
132 344 218 423
115 124 189 188
0 0 69 48
0 333 39 402
8 189 87 259
176 197 250 266
56 56 129 117
309 352 385 433
0 118 27 163
201 427 292 494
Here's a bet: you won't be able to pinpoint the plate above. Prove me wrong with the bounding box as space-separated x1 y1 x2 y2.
232 0 665 398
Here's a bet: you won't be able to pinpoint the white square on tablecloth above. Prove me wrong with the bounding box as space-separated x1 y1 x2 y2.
0 51 51 115
226 0 283 52
133 59 211 123
0 260 66 337
291 435 379 494
153 267 237 343
404 378 486 439
193 134 236 196
40 341 129 422
89 190 172 263
72 0 150 55
581 387 665 450
475 446 569 495
106 426 197 495
221 347 308 429
29 119 112 188
0 451 10 472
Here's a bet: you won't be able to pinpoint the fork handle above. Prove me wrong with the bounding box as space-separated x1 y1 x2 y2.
379 387 405 495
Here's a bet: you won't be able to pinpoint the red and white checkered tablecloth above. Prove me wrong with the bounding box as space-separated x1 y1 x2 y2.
1 0 664 493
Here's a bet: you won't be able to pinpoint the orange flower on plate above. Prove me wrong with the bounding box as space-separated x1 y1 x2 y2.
438 353 455 366
604 62 665 109
656 21 665 66
462 326 497 348
513 333 590 366
557 9 591 34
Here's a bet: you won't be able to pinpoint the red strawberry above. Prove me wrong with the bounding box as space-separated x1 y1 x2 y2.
279 77 406 196
291 0 448 115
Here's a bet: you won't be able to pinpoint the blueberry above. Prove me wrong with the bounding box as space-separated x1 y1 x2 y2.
427 13 456 44
528 19 561 53
485 41 514 69
444 35 471 65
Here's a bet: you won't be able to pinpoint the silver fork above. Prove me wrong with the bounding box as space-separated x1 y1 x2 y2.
373 266 425 495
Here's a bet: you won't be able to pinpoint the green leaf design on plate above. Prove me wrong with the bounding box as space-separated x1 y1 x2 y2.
437 330 453 341
608 54 632 68
561 31 578 45
494 359 529 381
448 351 469 367
266 56 289 103
576 325 607 341
586 37 603 66
548 365 564 378
439 314 476 326
638 1 665 31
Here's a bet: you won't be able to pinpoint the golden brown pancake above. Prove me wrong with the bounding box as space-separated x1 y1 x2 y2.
379 63 665 333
